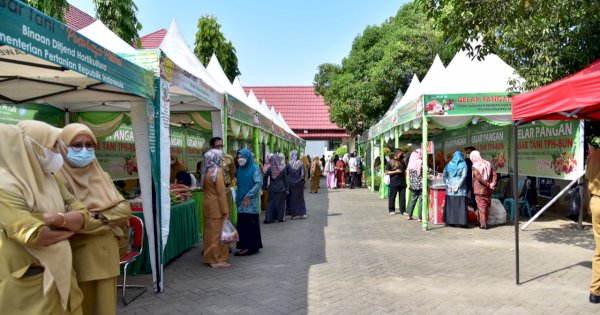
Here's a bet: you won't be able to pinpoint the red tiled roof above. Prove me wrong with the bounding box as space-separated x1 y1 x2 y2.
140 29 167 49
64 5 96 30
243 86 346 136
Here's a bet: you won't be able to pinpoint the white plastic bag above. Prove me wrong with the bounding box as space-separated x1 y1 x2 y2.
220 219 239 244
384 174 391 185
488 198 507 225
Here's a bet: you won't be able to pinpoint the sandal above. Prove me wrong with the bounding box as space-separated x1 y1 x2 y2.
234 249 249 256
210 262 231 268
407 217 413 220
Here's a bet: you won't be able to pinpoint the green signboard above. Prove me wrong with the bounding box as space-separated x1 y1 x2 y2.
517 120 583 179
0 103 64 126
424 93 511 116
0 0 154 99
96 124 138 180
442 128 468 160
470 123 510 173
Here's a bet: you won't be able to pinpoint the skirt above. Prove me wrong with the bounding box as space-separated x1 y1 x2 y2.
289 183 307 217
443 195 468 226
236 213 263 250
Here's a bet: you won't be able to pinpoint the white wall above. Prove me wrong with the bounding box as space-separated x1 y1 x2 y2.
305 140 327 158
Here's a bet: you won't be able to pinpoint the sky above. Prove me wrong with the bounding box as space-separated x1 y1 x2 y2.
69 0 409 87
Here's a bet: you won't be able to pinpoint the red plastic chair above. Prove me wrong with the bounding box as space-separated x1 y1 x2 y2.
117 216 147 305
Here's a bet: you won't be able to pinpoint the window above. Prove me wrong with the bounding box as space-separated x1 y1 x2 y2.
328 140 341 151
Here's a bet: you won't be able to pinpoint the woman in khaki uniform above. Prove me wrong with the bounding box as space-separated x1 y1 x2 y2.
55 123 131 314
200 149 230 268
0 121 93 314
587 149 600 304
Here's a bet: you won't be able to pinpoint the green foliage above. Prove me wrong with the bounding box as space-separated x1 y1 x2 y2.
194 15 241 82
334 145 348 156
314 2 455 136
94 0 142 47
416 0 600 90
25 0 68 22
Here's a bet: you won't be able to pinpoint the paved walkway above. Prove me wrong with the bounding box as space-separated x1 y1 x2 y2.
118 180 598 314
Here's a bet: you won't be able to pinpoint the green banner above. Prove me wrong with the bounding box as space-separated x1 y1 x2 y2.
185 128 211 170
442 129 468 160
517 121 583 179
424 93 511 116
0 0 154 99
470 123 510 173
0 103 64 126
96 124 138 180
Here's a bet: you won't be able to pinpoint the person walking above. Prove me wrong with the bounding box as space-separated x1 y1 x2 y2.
55 123 131 315
310 155 322 193
442 151 469 227
263 154 288 223
348 153 358 189
586 148 600 304
261 154 272 212
385 149 407 215
470 150 497 229
234 149 263 256
342 153 351 188
324 156 336 190
201 149 230 268
355 152 364 188
406 149 423 221
335 155 346 188
288 151 307 219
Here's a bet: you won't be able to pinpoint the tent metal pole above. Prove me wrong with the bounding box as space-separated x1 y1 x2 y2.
512 122 520 285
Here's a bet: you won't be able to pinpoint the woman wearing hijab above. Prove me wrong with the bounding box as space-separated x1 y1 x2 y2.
310 155 323 194
324 155 336 190
234 149 263 256
261 154 272 212
342 153 351 188
201 149 230 267
586 148 600 304
470 150 497 229
263 154 288 223
443 151 469 227
335 155 346 188
0 121 96 314
406 149 423 221
54 123 131 315
287 151 308 219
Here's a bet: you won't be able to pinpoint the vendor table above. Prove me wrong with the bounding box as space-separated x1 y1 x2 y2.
428 185 446 225
191 189 238 240
129 200 199 275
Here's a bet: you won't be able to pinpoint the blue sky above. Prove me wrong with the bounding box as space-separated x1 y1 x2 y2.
69 0 408 86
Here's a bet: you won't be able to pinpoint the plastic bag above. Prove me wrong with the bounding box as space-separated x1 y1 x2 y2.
220 219 239 244
384 174 390 185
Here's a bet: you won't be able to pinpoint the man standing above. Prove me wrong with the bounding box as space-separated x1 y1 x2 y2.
385 149 407 215
208 137 237 216
348 153 358 189
354 151 363 188
586 149 600 304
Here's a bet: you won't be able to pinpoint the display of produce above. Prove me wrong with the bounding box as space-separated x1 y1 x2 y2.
170 183 193 205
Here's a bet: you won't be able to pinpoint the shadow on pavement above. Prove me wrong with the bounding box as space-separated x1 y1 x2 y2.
529 223 595 251
520 261 592 285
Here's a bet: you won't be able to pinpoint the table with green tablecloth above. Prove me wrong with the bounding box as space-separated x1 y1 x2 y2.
191 190 237 239
129 200 199 275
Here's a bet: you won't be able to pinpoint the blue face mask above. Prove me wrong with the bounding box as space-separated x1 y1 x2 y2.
67 148 96 168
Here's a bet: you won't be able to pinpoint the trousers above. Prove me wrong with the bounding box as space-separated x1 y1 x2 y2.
388 184 406 213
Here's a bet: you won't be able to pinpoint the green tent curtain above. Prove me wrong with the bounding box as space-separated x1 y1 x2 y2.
188 112 213 131
75 112 128 138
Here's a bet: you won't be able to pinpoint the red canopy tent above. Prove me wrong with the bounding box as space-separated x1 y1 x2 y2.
513 59 600 122
510 59 600 285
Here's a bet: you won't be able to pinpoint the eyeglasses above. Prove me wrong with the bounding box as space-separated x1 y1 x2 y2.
69 142 96 152
214 144 224 149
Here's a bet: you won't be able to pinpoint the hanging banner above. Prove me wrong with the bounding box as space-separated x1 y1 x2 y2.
185 128 210 170
469 123 510 173
424 93 511 116
0 1 154 99
96 124 138 180
517 120 583 180
0 103 64 126
442 129 468 160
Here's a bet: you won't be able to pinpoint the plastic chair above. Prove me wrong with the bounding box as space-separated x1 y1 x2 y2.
117 216 147 305
503 198 515 222
518 180 533 218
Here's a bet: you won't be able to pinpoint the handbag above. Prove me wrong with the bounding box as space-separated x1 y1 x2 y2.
384 174 391 185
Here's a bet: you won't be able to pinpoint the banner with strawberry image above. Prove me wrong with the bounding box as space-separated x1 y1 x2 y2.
516 120 583 179
424 93 511 116
469 123 510 173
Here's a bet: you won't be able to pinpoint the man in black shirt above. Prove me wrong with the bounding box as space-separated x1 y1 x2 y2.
385 149 407 215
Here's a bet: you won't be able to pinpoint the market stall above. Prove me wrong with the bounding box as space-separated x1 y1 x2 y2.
0 1 169 291
510 58 600 284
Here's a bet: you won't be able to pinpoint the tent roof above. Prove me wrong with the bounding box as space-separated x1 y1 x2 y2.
78 21 136 54
395 74 421 111
512 59 600 122
206 54 235 95
420 54 446 94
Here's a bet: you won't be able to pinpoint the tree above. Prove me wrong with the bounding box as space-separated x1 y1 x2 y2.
313 2 454 135
417 0 600 90
194 15 240 82
25 0 69 22
93 0 143 46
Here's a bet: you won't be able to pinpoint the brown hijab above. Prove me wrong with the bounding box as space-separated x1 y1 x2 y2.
55 123 121 212
1 121 72 310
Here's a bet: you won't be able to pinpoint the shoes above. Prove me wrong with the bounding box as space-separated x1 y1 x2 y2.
300 214 307 219
389 212 396 215
210 262 230 268
234 249 249 256
263 220 273 224
291 216 298 220
479 226 488 230
417 219 422 222
590 293 600 304
401 212 409 216
279 219 286 222
407 217 413 220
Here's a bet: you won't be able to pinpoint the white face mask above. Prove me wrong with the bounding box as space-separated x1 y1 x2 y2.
28 137 64 173
238 158 247 166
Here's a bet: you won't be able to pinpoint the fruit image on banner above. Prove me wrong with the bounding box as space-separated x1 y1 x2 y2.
517 121 583 180
469 123 510 173
424 93 512 116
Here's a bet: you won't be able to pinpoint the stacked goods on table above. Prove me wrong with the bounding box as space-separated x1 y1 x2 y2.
170 184 192 205
128 198 143 212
